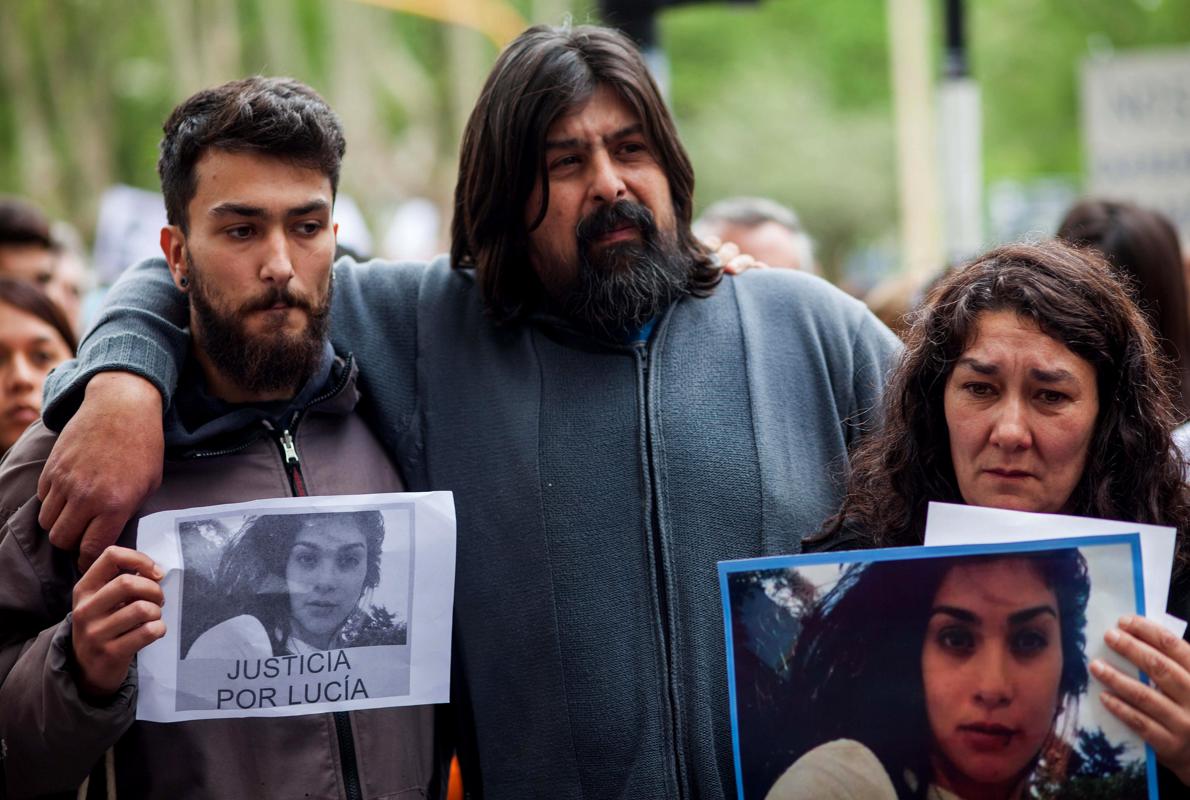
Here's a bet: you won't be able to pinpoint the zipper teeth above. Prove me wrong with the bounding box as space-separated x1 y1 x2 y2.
638 341 686 800
271 400 362 800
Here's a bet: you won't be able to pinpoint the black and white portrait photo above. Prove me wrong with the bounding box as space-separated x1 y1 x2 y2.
134 492 456 722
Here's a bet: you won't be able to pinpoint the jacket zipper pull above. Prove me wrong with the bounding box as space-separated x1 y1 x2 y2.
279 429 308 497
280 429 299 465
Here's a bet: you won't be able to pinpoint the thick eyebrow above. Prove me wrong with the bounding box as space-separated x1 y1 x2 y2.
955 358 1076 383
209 202 265 219
930 606 978 623
929 604 1058 625
208 199 330 219
1008 605 1058 625
1029 367 1075 383
545 123 645 151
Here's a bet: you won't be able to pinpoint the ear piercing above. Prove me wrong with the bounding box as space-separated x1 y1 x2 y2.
179 276 190 288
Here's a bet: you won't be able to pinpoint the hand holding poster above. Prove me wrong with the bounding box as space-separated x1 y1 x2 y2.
135 492 455 722
719 537 1157 799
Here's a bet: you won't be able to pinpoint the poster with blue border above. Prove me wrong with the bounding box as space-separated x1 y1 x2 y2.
718 535 1157 800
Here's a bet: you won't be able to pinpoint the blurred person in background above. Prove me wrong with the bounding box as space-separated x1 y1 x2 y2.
0 197 57 290
1057 200 1190 425
0 197 88 332
695 196 819 274
48 220 93 333
0 277 76 457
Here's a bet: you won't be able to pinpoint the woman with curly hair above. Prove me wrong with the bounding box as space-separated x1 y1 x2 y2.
187 510 391 658
802 240 1190 794
768 549 1092 800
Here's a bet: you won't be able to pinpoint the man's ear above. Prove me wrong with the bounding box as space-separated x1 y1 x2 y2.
160 225 189 291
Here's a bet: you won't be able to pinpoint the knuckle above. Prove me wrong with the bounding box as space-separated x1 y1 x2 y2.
135 600 162 622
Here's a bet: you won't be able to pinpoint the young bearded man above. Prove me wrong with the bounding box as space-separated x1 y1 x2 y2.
0 77 444 799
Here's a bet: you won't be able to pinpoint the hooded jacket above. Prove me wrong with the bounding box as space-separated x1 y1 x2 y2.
0 351 446 800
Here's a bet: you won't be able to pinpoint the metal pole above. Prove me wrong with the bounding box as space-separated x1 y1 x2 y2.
887 0 944 280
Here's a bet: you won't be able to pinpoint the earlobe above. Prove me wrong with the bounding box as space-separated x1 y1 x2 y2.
160 224 190 292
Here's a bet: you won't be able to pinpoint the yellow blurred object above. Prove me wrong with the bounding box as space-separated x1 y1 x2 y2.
351 0 527 47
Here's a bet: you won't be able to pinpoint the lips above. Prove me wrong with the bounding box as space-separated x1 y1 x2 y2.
304 601 340 617
982 468 1035 480
958 722 1019 751
5 405 38 425
596 225 639 245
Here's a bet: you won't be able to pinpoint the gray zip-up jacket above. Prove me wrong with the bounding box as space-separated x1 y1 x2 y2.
1 353 445 799
43 256 899 799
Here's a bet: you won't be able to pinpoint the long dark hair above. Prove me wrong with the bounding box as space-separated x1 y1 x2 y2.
0 276 77 354
785 549 1090 799
451 24 719 322
820 240 1190 573
1058 199 1190 419
215 510 385 654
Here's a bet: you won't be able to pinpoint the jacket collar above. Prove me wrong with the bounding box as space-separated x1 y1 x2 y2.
164 341 357 458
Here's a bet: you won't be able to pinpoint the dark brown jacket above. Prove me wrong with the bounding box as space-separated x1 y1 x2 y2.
0 356 446 799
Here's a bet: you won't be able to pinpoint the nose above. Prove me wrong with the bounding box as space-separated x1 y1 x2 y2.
973 644 1014 710
259 227 296 286
589 149 627 205
2 354 37 395
311 559 338 594
988 395 1032 452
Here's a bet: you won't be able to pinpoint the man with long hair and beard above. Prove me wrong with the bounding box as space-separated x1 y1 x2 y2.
0 77 445 798
34 25 898 799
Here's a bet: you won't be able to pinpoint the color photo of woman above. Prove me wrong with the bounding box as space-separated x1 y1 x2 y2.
722 540 1149 800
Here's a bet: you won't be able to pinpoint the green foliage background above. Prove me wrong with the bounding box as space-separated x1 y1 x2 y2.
0 0 1187 276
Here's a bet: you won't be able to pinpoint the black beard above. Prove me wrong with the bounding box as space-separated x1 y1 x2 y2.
562 200 691 339
188 255 331 396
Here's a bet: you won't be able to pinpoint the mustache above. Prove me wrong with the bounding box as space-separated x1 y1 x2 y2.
236 285 317 315
575 200 658 248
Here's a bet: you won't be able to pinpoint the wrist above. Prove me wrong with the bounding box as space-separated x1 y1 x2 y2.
85 371 163 412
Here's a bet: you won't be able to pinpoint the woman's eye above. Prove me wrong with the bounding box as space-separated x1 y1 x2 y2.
1037 390 1068 404
963 382 995 398
30 349 56 367
296 553 318 569
337 554 361 570
1012 628 1049 656
937 626 975 653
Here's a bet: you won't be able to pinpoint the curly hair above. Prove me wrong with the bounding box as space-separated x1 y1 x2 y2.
214 510 385 655
819 240 1190 572
784 549 1091 799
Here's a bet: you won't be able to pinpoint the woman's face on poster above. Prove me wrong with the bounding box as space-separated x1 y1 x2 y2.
285 517 369 647
943 310 1098 514
921 558 1064 797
